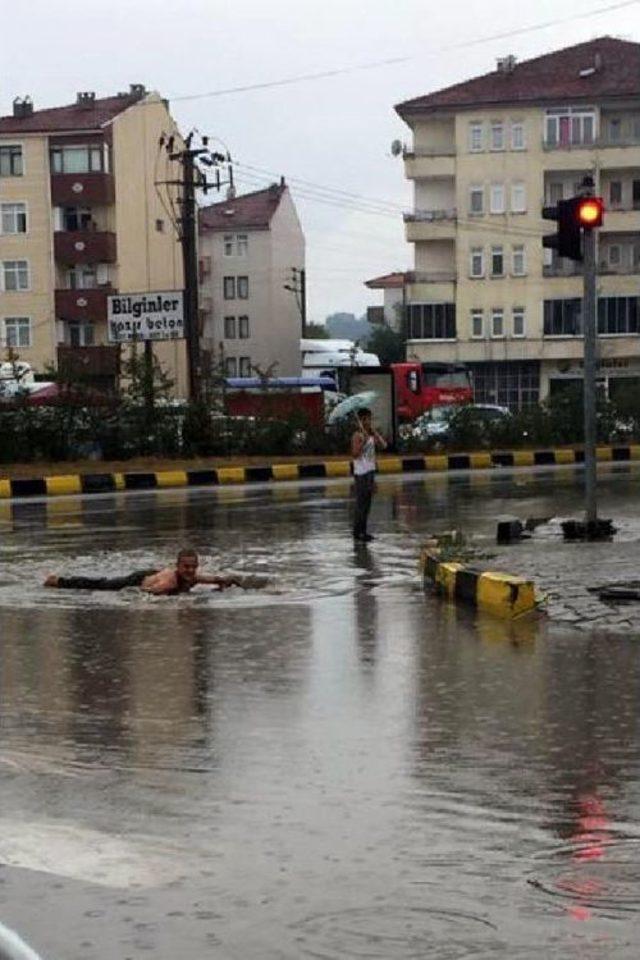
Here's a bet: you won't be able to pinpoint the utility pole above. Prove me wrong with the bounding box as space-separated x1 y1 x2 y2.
157 133 234 402
284 267 306 337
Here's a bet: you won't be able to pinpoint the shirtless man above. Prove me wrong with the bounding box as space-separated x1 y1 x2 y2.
44 548 242 596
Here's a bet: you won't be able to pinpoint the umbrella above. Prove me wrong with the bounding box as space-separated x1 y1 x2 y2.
327 390 379 424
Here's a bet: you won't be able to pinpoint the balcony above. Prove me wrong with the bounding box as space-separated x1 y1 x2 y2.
404 210 457 242
601 208 640 232
57 345 120 381
50 172 115 206
55 287 113 323
406 270 457 283
54 231 117 265
403 150 456 179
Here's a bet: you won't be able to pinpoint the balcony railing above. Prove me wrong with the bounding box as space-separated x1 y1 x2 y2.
55 286 113 323
406 270 457 283
403 147 456 158
544 263 640 277
403 208 457 223
54 231 117 265
50 172 115 206
543 136 640 152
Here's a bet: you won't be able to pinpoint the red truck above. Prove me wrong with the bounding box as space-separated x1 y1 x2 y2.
392 362 473 421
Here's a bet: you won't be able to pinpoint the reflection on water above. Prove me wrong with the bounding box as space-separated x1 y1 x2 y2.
1 473 640 956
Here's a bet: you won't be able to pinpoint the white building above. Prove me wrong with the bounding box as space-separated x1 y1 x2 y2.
198 180 305 377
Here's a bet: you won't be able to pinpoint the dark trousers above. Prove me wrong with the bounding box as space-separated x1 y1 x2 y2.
57 569 157 591
353 472 375 538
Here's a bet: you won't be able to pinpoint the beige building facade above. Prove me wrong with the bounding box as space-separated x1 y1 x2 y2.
397 37 640 407
0 87 187 394
199 182 305 378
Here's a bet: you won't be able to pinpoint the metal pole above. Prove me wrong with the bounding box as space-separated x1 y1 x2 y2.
583 225 598 527
300 268 307 338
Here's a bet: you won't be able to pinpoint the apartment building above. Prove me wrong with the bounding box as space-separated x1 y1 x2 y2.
396 36 640 407
0 87 186 393
199 181 305 377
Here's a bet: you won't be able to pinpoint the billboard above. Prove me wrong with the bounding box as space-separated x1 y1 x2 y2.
107 291 184 342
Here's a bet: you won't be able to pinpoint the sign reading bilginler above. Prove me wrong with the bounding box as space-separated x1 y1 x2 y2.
107 291 185 342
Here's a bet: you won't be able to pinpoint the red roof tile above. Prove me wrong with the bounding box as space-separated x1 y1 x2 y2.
364 271 407 289
0 93 143 135
396 37 640 118
199 184 286 231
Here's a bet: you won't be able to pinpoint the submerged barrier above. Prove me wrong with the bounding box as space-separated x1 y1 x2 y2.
420 549 538 620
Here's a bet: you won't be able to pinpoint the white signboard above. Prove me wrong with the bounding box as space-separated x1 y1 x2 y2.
107 291 185 342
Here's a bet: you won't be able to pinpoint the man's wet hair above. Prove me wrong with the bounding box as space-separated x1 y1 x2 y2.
177 548 198 563
359 408 372 418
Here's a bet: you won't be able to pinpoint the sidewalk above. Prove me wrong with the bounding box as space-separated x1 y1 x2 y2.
2 444 639 499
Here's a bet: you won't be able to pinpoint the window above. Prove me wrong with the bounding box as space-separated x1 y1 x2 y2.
512 308 525 338
67 265 97 289
0 145 23 177
155 218 164 232
545 108 595 147
239 357 251 377
490 122 505 150
469 122 483 152
239 315 250 338
548 181 564 204
225 357 237 377
489 184 505 214
223 276 236 299
510 182 526 213
1 202 27 234
511 122 525 150
491 246 504 277
544 298 583 336
471 309 484 338
610 181 623 207
468 360 540 408
633 180 640 210
237 234 248 256
470 247 484 278
598 296 640 335
3 317 31 348
237 276 249 299
512 245 526 276
224 233 249 256
223 235 234 256
2 260 29 291
406 303 456 339
67 322 94 347
491 309 504 338
50 145 103 174
609 244 621 266
63 206 93 231
224 316 236 338
609 118 622 142
469 185 484 214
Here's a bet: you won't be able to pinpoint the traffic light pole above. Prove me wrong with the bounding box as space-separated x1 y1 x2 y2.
181 149 201 401
583 226 598 527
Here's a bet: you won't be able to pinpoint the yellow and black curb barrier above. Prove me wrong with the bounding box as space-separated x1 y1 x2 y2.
420 549 537 620
1 443 639 501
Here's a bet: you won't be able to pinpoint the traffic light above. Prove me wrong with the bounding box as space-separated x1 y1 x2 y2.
542 196 604 262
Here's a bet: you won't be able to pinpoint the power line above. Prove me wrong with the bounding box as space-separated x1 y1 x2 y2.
164 1 640 103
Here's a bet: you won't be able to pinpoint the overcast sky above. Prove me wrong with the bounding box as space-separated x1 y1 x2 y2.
3 0 640 323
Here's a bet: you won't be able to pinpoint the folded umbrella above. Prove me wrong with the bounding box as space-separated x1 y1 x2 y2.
327 390 379 424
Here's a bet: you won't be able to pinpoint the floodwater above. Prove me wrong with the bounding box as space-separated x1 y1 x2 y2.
1 466 640 959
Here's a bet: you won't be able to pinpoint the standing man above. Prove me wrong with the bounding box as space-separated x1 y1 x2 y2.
351 408 387 542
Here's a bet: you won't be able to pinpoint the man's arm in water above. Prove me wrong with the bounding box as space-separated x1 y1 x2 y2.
196 573 243 589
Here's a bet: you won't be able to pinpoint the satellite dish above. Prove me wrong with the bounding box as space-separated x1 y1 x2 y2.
390 139 403 157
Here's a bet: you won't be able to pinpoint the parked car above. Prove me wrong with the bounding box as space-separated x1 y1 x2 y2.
403 403 512 445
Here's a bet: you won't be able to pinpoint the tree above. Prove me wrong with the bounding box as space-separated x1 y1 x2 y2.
366 325 405 365
304 322 329 339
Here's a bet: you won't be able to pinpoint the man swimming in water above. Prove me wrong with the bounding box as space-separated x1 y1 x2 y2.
44 548 243 596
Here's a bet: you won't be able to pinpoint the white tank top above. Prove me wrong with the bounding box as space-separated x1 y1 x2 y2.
353 434 376 476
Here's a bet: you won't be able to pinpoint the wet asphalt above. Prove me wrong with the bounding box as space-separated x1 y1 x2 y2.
1 465 640 959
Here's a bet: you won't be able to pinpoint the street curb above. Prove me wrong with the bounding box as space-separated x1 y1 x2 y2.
1 444 639 500
420 549 537 620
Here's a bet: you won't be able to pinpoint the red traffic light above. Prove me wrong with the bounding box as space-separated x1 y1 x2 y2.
576 197 604 228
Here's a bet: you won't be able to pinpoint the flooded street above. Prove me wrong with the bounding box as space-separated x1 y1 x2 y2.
1 467 640 958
